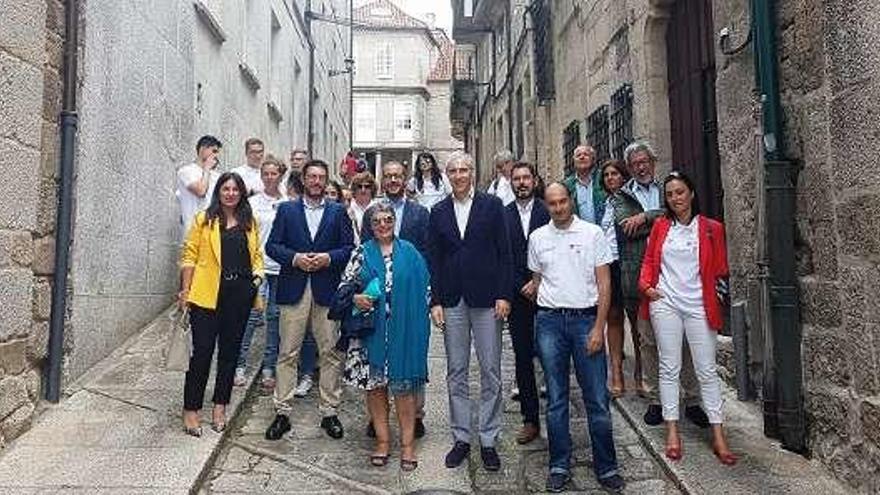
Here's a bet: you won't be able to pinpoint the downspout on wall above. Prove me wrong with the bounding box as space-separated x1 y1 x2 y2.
306 0 315 155
46 0 80 403
752 0 807 454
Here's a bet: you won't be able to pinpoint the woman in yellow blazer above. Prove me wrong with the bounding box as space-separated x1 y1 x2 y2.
179 172 264 436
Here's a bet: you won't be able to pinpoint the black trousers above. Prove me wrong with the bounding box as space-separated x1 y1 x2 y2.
509 294 540 426
184 278 254 411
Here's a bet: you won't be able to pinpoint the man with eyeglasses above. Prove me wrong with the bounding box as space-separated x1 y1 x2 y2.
360 160 431 438
563 145 606 224
232 137 266 196
265 160 355 441
428 151 513 472
618 141 709 430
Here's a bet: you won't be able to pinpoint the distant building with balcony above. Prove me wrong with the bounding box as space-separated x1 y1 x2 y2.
352 0 462 177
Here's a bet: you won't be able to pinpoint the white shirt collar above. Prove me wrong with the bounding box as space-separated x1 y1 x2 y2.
517 197 534 214
304 196 326 210
452 187 475 204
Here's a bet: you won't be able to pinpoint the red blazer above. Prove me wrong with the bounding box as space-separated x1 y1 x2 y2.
638 215 729 330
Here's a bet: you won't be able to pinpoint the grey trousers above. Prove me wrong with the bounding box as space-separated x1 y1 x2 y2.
444 300 502 447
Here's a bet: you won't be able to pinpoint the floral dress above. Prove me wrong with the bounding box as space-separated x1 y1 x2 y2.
340 244 394 391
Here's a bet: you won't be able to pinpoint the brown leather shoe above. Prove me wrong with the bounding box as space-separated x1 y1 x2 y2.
516 423 540 445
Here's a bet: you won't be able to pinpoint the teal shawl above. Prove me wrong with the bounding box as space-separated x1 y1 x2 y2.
360 238 431 395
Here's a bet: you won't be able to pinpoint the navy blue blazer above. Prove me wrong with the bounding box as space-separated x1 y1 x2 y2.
360 199 429 257
266 199 354 306
428 191 513 308
505 198 551 292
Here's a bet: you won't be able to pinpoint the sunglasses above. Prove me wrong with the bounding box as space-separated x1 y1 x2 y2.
371 216 394 226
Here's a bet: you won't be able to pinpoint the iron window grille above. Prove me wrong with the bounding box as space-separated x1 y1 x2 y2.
586 105 610 165
530 0 555 103
562 120 581 177
610 84 634 159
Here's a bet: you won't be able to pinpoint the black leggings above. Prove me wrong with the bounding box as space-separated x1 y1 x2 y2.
184 278 255 410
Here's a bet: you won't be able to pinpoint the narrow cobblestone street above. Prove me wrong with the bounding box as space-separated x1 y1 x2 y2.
201 327 681 494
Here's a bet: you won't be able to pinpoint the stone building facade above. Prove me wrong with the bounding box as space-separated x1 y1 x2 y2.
452 0 880 490
0 0 65 446
0 0 351 444
351 0 462 176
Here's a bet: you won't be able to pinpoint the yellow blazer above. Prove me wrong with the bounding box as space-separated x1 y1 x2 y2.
180 212 265 310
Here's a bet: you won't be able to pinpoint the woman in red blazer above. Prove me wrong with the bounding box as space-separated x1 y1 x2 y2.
638 171 736 465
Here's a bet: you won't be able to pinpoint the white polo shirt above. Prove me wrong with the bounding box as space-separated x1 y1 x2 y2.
231 164 263 195
528 216 613 309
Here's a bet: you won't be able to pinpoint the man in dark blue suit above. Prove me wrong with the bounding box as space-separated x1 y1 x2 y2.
428 152 513 472
360 160 431 438
264 160 354 441
504 162 550 445
361 161 429 257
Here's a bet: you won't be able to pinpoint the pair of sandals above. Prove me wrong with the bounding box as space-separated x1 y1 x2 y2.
370 443 417 471
664 438 738 466
183 408 227 437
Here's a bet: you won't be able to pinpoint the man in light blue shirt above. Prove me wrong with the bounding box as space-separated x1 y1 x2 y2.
563 145 605 224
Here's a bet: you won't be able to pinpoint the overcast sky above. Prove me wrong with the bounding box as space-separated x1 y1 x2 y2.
355 0 453 35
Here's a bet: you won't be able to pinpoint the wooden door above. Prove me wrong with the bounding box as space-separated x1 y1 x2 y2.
666 0 724 220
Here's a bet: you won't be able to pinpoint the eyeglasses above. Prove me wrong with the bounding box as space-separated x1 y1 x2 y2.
383 174 404 181
354 183 373 190
371 216 394 226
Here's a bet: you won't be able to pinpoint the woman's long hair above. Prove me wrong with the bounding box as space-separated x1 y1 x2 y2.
414 152 441 191
205 172 254 230
662 170 701 219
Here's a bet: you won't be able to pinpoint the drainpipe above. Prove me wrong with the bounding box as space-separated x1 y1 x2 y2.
46 0 80 403
306 0 315 155
753 0 807 454
348 0 353 152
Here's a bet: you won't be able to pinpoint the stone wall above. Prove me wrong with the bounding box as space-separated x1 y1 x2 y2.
456 0 880 490
0 0 64 444
716 0 880 490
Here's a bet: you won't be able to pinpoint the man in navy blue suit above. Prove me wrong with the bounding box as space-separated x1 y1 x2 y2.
428 151 513 472
264 160 354 441
361 160 431 438
504 162 550 445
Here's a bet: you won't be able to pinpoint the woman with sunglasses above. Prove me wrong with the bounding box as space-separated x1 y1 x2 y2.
338 202 430 470
638 171 736 465
179 172 264 436
406 152 451 210
349 172 378 244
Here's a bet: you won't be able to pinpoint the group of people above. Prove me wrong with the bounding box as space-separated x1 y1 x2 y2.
174 133 736 493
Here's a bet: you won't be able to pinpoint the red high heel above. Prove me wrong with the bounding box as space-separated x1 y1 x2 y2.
665 441 682 461
713 448 738 466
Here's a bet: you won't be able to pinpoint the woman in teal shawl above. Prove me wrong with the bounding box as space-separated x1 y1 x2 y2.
338 202 430 471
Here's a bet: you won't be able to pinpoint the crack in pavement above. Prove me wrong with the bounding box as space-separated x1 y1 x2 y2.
80 387 159 413
227 439 395 495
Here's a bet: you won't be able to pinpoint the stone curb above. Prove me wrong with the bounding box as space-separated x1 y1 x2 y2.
611 397 695 495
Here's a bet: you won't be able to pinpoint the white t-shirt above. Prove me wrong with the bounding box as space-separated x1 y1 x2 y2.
176 163 218 238
487 175 515 206
600 197 619 260
528 216 613 308
231 164 263 195
407 173 452 210
248 191 287 274
656 217 704 315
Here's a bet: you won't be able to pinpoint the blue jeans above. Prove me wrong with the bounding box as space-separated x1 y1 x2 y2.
237 275 281 374
299 327 317 377
535 309 619 480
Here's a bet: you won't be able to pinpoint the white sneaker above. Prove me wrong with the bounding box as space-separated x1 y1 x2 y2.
294 375 313 397
233 367 247 387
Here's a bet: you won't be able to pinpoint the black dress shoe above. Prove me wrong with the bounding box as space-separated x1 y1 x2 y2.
445 441 470 468
265 414 291 440
480 446 501 471
414 418 426 439
685 405 710 428
598 474 626 493
321 415 344 439
644 404 663 426
546 472 571 492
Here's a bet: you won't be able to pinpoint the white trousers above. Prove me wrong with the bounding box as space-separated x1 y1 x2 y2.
649 298 723 424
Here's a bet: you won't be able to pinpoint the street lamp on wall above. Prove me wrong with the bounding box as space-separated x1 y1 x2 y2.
329 57 355 77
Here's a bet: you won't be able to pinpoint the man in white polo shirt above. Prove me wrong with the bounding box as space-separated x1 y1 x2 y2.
231 137 266 196
527 182 625 493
